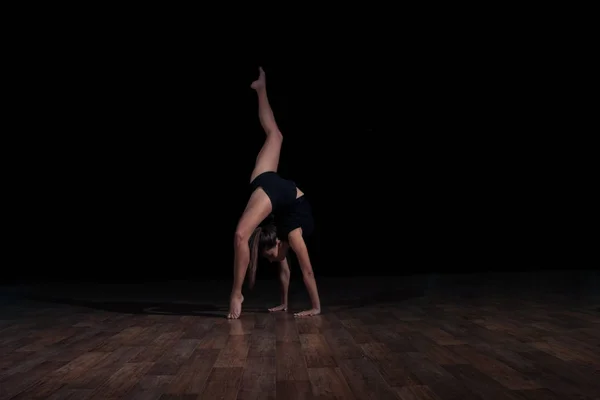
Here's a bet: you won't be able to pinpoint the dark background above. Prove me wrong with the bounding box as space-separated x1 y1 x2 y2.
4 21 593 283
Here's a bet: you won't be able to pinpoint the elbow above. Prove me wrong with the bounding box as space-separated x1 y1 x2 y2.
280 269 290 281
301 268 314 279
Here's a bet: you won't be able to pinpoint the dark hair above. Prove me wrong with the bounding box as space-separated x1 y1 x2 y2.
247 223 278 289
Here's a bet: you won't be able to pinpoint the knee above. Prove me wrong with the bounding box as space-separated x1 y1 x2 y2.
267 129 283 141
234 230 250 248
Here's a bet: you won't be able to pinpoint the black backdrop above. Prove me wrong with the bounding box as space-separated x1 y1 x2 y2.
4 26 593 283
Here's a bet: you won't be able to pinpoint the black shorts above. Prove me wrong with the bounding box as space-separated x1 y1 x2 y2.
250 171 297 213
250 171 314 239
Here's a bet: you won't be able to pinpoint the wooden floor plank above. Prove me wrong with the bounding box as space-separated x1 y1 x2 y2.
1 273 598 399
338 357 399 400
237 356 276 400
307 367 355 399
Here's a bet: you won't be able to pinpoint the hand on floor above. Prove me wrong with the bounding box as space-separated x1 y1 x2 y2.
268 304 288 312
294 308 321 317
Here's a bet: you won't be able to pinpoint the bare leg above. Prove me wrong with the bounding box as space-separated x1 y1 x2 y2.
269 257 290 312
250 67 284 182
228 188 272 319
228 67 284 319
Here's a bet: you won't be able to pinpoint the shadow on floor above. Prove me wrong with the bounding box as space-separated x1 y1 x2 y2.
332 287 425 309
25 296 237 317
25 286 424 317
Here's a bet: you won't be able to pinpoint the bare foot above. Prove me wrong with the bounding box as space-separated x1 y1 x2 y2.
227 294 244 319
268 304 287 312
294 308 321 317
250 67 265 90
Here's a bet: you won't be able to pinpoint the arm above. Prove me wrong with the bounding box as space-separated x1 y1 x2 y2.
279 257 291 306
268 257 290 312
288 229 321 316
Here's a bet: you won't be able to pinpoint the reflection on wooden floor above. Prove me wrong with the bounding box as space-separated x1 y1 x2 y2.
1 272 599 399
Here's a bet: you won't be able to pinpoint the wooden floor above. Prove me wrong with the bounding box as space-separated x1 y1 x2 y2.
1 272 599 399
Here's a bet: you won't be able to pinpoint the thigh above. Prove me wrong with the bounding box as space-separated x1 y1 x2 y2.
250 132 283 183
236 187 273 239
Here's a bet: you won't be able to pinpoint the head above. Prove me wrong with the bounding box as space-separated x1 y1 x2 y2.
247 223 289 288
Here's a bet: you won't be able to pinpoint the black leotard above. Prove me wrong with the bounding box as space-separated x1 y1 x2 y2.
249 171 314 239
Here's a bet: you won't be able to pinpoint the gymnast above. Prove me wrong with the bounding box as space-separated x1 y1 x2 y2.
227 67 321 319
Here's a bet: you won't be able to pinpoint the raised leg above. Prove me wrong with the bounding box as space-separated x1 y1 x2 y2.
269 257 290 312
250 67 284 183
228 67 285 319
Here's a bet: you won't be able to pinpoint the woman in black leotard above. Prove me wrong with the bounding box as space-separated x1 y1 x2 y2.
227 67 321 319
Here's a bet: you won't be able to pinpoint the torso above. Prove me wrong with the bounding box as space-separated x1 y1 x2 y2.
250 172 312 239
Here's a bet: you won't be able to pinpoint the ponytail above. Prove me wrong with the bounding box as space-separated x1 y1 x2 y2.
247 226 262 289
246 222 278 289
